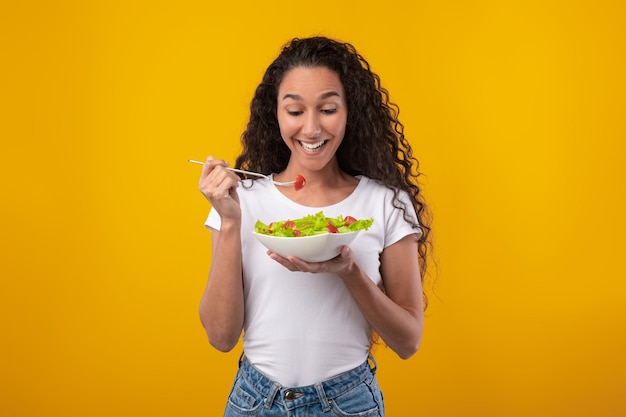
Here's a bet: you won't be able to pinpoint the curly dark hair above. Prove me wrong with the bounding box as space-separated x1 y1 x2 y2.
235 36 432 308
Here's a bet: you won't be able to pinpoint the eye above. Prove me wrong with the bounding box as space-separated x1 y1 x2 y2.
321 108 337 115
287 110 303 116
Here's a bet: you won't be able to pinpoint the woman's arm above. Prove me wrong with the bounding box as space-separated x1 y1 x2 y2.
197 157 245 352
199 224 245 352
348 234 423 358
269 233 423 359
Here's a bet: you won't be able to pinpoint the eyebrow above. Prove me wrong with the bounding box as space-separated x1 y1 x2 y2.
281 91 341 101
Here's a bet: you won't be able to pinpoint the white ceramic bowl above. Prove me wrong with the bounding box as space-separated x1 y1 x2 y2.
252 231 361 262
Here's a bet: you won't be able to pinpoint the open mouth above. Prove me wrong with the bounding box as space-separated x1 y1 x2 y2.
298 140 328 152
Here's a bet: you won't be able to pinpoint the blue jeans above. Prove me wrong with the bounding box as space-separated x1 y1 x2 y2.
223 355 385 416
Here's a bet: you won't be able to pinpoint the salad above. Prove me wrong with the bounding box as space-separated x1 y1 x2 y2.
254 211 374 237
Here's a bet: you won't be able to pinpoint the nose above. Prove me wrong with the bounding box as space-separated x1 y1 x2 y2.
301 113 322 138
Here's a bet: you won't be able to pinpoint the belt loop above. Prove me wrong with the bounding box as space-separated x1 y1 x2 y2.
314 383 331 412
368 354 378 374
264 383 281 409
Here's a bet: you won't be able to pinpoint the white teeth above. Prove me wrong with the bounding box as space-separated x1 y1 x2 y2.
299 140 327 151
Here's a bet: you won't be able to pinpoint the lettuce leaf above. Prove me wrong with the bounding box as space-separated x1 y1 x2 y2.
254 211 373 237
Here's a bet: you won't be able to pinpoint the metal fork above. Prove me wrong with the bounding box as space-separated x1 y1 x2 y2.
188 160 297 186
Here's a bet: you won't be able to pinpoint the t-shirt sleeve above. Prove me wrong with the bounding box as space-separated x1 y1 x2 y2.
384 189 422 248
204 207 221 231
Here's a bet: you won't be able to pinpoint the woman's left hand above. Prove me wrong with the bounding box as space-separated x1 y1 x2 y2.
268 245 355 276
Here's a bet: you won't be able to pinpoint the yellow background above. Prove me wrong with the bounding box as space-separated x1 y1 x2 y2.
1 1 625 415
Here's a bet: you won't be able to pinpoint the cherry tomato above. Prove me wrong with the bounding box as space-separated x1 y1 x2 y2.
344 216 357 226
283 220 296 229
294 174 306 191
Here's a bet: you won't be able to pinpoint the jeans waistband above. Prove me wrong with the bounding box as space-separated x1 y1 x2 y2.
238 354 377 410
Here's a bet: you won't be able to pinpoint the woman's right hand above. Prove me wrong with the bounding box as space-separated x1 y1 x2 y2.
198 156 241 222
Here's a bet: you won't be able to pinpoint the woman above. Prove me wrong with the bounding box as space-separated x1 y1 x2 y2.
198 36 431 416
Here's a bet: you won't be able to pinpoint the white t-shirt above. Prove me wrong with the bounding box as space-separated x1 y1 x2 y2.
205 175 420 387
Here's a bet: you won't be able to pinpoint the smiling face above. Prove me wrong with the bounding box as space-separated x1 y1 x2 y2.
276 66 347 174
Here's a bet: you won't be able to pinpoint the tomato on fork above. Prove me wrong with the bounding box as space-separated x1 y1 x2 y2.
294 174 306 191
